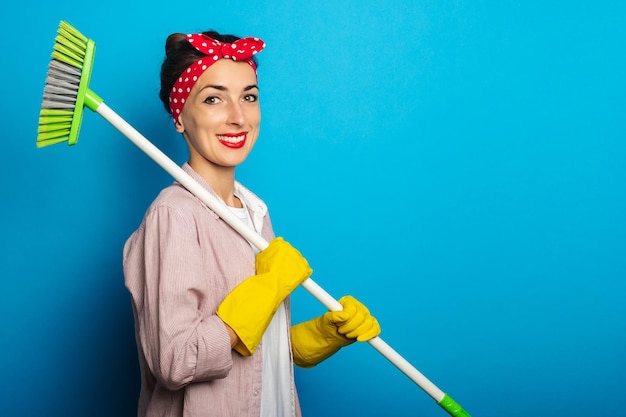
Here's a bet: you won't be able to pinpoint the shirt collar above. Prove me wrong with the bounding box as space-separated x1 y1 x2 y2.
181 163 268 229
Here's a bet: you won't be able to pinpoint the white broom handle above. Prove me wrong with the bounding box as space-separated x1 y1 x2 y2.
95 102 446 403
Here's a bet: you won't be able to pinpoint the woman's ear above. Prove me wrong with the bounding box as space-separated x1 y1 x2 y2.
174 117 185 133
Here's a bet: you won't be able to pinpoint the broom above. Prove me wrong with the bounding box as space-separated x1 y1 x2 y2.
37 20 471 417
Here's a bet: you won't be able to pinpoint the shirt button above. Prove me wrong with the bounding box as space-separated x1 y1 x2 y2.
253 389 259 396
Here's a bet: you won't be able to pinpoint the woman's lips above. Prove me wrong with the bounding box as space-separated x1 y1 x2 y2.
217 133 247 149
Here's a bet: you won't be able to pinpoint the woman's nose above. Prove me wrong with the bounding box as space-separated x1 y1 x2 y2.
227 101 245 126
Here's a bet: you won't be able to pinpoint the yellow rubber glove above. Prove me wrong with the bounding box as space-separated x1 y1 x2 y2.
217 237 312 356
290 295 381 368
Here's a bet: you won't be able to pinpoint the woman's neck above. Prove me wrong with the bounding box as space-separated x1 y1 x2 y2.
188 160 242 208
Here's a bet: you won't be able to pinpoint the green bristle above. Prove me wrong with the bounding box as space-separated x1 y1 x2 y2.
38 121 72 132
52 24 88 68
59 21 88 43
38 109 74 123
37 136 73 147
52 42 85 68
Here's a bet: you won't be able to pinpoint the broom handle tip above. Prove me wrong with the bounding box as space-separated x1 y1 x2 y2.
438 393 472 417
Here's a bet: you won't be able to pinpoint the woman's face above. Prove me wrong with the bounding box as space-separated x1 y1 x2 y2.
176 59 261 172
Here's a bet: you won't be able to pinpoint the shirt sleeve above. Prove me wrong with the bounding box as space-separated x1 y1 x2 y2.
123 203 234 391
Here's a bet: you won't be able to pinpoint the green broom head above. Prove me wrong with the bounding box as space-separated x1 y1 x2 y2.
37 21 97 148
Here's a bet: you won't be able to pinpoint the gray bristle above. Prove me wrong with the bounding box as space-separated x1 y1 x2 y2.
41 59 82 110
45 76 78 91
49 59 81 77
42 98 76 110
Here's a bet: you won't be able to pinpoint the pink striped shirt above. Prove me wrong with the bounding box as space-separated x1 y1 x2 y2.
123 164 302 417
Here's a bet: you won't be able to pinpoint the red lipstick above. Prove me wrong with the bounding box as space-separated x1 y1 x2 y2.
217 132 247 149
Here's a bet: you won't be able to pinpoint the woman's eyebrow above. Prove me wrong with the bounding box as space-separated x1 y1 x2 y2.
205 85 227 91
202 84 259 92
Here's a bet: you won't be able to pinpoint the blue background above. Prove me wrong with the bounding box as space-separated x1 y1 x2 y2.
2 1 625 416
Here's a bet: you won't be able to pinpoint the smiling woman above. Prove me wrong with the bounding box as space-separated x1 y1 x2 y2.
121 29 381 417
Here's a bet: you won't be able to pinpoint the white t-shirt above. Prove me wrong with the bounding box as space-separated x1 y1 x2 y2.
229 199 295 417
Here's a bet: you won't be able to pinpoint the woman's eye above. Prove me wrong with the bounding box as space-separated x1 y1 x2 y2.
244 94 258 103
204 96 222 105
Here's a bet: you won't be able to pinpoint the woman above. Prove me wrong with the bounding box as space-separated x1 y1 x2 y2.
123 30 380 417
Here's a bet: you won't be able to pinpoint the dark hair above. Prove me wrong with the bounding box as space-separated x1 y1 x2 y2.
158 31 260 114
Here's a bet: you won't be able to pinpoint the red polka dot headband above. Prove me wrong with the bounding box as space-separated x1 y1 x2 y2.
169 34 266 123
